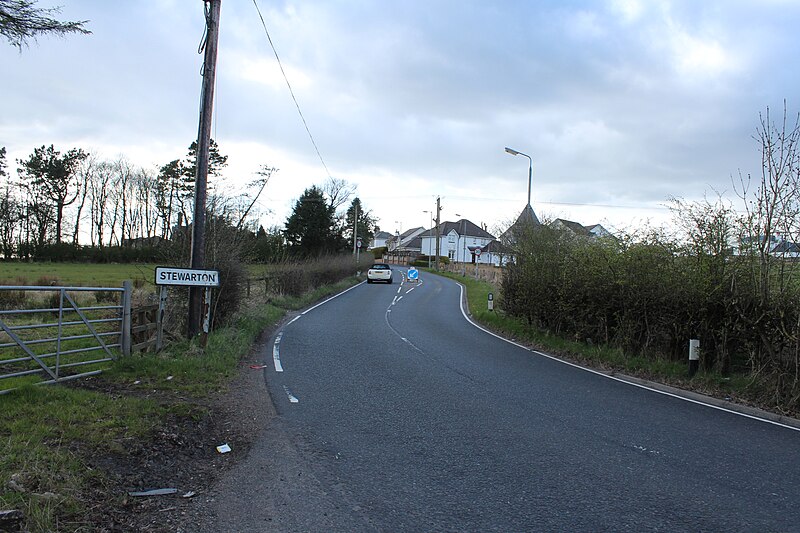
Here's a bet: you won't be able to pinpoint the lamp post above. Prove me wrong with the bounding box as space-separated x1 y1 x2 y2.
505 146 533 206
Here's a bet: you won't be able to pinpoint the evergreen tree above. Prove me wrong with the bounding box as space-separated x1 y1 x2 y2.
284 186 342 256
17 144 87 244
343 197 377 249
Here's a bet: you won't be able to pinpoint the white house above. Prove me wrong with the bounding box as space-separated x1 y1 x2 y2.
420 219 498 265
370 231 393 249
388 227 425 252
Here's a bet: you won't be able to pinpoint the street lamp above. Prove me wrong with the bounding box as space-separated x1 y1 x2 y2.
505 146 533 207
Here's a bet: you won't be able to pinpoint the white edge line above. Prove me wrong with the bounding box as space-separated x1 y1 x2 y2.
301 280 366 315
455 283 800 433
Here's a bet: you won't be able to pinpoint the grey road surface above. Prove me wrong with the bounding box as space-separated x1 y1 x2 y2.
212 269 800 532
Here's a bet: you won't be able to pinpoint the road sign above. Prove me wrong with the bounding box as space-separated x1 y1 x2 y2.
357 237 362 249
155 266 220 287
475 247 482 257
408 268 419 281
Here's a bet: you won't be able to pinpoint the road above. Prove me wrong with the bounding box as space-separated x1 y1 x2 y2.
210 268 800 532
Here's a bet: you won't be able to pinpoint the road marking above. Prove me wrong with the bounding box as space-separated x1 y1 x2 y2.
396 286 403 294
405 287 416 294
301 280 365 315
283 385 299 403
455 283 800 433
272 332 284 372
287 315 300 326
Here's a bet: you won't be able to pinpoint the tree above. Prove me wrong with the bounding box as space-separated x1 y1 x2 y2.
284 186 341 256
343 197 377 250
322 176 355 212
17 144 88 244
155 159 185 237
0 0 90 49
0 147 21 258
182 138 228 194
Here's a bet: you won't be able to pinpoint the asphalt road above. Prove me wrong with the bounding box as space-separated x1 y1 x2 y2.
213 268 800 532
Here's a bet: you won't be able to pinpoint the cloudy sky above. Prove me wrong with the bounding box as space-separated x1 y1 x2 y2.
2 0 799 237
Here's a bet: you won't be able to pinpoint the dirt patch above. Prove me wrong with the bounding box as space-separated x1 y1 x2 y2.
59 330 276 532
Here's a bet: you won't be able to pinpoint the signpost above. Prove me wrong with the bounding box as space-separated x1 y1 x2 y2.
155 266 220 349
474 247 482 278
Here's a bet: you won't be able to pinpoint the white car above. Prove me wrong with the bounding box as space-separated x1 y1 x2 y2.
367 263 393 284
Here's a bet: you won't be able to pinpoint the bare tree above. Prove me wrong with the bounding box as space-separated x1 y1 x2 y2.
322 176 356 212
89 160 113 247
235 165 276 232
735 103 800 303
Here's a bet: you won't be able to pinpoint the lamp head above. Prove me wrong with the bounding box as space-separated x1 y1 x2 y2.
505 147 520 156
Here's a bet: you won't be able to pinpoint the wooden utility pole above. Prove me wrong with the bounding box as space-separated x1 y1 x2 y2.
188 0 221 339
435 196 441 271
352 201 358 255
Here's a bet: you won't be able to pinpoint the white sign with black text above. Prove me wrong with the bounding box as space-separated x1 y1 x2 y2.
155 266 221 287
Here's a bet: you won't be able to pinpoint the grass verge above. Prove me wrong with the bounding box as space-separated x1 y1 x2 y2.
0 274 362 532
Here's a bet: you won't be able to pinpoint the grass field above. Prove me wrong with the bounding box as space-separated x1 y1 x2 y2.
0 262 158 288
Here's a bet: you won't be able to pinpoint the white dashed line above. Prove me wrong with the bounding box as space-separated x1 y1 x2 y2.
283 385 299 403
272 332 284 372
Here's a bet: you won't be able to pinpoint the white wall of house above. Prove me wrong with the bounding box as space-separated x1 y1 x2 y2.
421 230 495 264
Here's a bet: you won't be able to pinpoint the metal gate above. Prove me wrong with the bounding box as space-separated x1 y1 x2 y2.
0 281 132 393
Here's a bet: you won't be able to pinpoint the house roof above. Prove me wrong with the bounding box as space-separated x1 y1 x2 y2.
420 219 495 240
554 218 592 236
374 231 392 240
500 204 541 242
400 227 424 240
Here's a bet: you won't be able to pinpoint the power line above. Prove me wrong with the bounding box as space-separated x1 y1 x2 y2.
251 0 332 179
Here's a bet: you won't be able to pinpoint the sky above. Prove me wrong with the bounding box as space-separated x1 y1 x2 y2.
2 0 800 238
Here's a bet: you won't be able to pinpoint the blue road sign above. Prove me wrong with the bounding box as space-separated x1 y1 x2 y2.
408 268 419 280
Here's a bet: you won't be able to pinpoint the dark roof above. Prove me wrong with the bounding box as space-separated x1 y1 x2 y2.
400 236 422 251
772 239 800 253
419 219 495 240
400 227 424 239
501 204 541 242
554 218 591 236
374 231 392 239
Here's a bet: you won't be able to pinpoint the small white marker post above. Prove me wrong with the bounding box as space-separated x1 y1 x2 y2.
688 339 700 377
488 292 494 311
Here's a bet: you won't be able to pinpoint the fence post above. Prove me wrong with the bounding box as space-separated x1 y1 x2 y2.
121 281 132 357
156 285 167 352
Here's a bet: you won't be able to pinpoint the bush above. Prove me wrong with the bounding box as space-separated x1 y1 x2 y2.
370 246 387 259
0 288 26 309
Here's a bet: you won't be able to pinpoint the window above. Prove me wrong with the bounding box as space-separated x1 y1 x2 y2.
448 250 455 260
